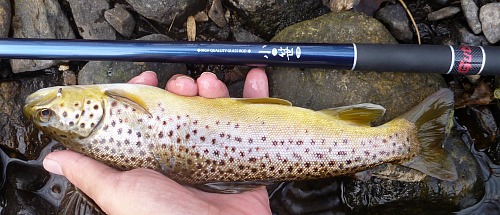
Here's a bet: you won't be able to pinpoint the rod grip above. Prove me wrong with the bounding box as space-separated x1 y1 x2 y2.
355 44 451 73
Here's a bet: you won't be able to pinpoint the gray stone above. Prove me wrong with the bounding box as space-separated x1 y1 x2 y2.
227 0 330 39
67 0 116 40
77 34 188 87
461 0 482 34
10 0 75 73
456 23 490 46
427 6 461 21
269 11 446 123
480 3 500 44
209 0 227 28
375 4 413 42
0 0 10 38
105 7 136 37
125 0 206 25
232 28 265 42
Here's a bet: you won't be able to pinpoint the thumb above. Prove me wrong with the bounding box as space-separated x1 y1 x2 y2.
43 150 120 213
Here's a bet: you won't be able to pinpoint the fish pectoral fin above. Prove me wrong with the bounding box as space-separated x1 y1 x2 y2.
319 103 386 125
104 89 152 116
196 181 271 194
233 97 292 106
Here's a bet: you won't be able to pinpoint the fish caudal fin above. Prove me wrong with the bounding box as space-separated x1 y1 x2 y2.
399 89 458 182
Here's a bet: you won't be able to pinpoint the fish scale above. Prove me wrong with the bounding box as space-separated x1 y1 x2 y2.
24 84 458 193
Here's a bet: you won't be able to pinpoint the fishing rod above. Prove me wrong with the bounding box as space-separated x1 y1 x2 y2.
0 38 498 75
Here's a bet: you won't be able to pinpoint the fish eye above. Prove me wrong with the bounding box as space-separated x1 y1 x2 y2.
37 108 52 122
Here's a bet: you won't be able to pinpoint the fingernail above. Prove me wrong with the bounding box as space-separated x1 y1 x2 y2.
201 72 218 79
174 75 195 82
43 158 63 175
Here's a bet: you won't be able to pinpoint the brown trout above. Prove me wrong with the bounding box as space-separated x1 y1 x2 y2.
24 84 457 193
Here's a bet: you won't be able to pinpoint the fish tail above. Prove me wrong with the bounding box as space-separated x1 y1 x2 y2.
399 89 458 181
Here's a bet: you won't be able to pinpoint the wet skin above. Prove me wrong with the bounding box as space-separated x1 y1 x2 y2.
42 68 272 215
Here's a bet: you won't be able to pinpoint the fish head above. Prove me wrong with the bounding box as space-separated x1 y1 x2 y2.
24 85 105 143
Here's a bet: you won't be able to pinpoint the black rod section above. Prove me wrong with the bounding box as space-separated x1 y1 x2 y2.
0 38 497 75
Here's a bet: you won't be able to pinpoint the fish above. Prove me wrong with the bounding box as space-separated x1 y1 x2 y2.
23 84 457 193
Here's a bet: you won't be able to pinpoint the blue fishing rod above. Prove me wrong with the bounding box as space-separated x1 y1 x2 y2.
0 38 498 75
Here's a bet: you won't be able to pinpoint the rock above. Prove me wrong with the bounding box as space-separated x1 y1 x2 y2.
269 11 446 123
232 28 265 42
479 3 500 44
456 23 490 46
77 34 188 87
105 7 136 37
66 0 116 39
343 130 484 212
0 72 63 160
431 0 453 6
2 185 56 215
208 0 227 28
0 0 10 38
125 0 206 25
194 11 209 22
227 0 330 39
10 0 75 73
6 161 50 191
375 4 413 42
427 6 461 21
461 0 482 34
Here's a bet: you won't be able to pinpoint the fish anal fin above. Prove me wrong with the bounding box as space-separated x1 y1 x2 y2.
233 97 292 106
105 89 151 116
197 181 271 194
319 103 386 125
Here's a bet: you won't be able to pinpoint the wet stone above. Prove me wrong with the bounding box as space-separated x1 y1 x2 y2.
427 6 461 21
227 0 330 40
105 6 136 37
455 23 490 46
66 0 116 40
375 4 413 42
10 0 75 73
479 3 500 44
6 161 50 191
343 130 484 212
1 184 56 215
77 34 188 86
232 27 265 42
0 73 63 159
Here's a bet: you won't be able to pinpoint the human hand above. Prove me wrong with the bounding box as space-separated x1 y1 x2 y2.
42 68 272 214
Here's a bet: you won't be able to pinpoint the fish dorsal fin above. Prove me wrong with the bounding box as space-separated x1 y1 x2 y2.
104 88 152 116
319 103 386 125
233 97 292 106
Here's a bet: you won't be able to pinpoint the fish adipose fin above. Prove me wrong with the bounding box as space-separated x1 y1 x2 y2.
399 89 457 181
319 103 386 126
197 181 271 194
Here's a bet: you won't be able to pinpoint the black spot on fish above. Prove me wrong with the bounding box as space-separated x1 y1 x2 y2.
248 157 257 162
62 111 67 117
80 123 85 128
185 134 190 140
162 121 167 125
93 105 99 110
124 140 130 145
211 139 216 145
305 162 311 168
364 151 370 156
117 128 122 134
382 139 388 143
111 101 117 107
90 123 95 128
328 161 335 166
261 136 266 141
238 165 245 170
111 121 116 127
239 151 245 157
251 168 257 173
339 164 344 169
346 160 352 165
128 129 132 134
229 157 234 163
269 166 275 171
109 137 114 143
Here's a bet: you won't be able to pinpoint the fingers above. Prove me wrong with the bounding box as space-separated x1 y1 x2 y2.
197 72 230 98
166 74 198 96
243 68 269 98
127 71 158 86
